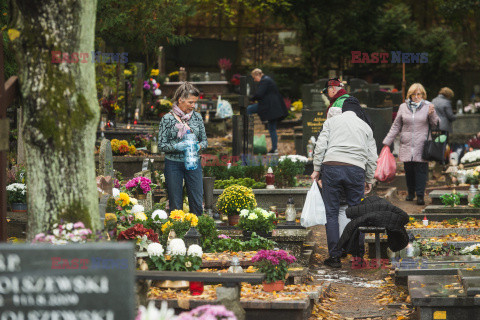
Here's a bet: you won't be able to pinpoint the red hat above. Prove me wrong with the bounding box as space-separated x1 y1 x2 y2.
322 78 344 94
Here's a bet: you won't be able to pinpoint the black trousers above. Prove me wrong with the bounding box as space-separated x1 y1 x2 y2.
404 161 428 198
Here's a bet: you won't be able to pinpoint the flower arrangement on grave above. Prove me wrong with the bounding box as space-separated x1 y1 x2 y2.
144 78 162 96
156 98 173 115
168 71 179 82
125 177 153 195
218 58 232 71
291 100 303 112
251 249 296 284
274 155 308 188
472 194 480 208
6 183 27 204
440 193 462 207
461 150 480 164
464 102 480 114
117 223 159 242
216 185 257 217
238 208 277 234
111 139 136 155
213 233 276 253
468 133 480 149
460 243 480 255
214 177 266 189
33 222 93 245
160 210 198 242
146 239 203 271
230 74 241 86
136 301 176 320
177 305 236 320
7 164 26 185
413 239 457 256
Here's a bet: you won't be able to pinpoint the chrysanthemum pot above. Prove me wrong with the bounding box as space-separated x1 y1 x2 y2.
262 280 284 292
227 214 240 226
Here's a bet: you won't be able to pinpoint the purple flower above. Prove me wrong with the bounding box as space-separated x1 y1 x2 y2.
73 222 85 229
218 234 231 239
114 179 121 188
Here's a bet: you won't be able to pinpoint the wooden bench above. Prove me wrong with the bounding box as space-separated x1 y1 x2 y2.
359 226 386 261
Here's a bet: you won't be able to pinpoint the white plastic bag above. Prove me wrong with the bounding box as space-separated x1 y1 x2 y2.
300 181 326 227
338 205 350 236
215 96 233 119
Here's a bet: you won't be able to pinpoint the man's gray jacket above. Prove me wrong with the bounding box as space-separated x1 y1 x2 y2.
313 111 378 183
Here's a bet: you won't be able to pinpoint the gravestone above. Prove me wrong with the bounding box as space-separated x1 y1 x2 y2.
364 107 393 155
301 110 327 156
0 242 135 319
372 91 403 108
99 138 114 178
300 82 327 110
350 90 370 106
348 78 368 92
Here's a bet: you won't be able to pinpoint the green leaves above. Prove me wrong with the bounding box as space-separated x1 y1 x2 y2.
440 193 462 207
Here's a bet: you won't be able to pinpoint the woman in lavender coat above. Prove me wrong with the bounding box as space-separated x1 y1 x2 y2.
383 83 439 205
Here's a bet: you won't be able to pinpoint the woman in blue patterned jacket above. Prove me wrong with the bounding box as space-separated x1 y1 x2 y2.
158 82 208 215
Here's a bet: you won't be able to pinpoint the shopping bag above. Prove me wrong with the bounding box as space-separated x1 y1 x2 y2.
300 181 326 227
253 135 267 155
374 145 396 183
215 96 233 119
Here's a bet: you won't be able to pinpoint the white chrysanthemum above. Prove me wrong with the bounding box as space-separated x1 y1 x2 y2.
461 150 480 163
131 204 145 214
134 212 148 221
187 244 203 258
154 88 162 96
65 223 73 231
130 198 138 205
240 209 249 217
112 188 120 199
152 209 168 220
6 183 26 192
137 301 175 320
169 238 186 256
147 243 164 257
248 213 258 220
461 244 480 254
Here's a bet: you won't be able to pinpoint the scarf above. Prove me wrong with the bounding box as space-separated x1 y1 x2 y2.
407 99 423 113
327 88 348 112
172 104 193 139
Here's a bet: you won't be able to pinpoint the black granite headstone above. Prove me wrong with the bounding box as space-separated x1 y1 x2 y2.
364 107 393 155
300 82 327 110
348 78 369 92
301 110 327 156
0 242 135 319
372 91 403 108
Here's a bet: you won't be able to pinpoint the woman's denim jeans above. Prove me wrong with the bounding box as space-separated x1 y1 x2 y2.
164 158 203 215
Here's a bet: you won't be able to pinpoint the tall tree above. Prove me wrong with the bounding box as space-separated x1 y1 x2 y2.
11 0 101 239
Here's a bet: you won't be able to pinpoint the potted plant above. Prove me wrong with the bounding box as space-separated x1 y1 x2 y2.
251 249 296 292
238 207 276 239
7 183 27 212
159 210 199 242
125 177 153 199
146 239 203 290
216 185 257 226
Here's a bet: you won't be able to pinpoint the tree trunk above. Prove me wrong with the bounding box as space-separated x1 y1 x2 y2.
12 0 100 240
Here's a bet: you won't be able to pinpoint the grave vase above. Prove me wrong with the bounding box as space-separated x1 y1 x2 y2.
135 192 147 200
262 280 284 292
227 214 240 226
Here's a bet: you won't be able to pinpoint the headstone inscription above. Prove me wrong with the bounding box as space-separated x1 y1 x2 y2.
0 242 135 320
301 110 327 156
300 81 327 110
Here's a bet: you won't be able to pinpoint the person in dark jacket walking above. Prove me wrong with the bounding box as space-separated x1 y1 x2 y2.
432 87 456 134
247 68 288 154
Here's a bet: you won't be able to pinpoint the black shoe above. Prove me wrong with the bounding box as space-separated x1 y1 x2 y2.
267 149 278 154
417 198 425 205
406 194 415 201
323 257 342 268
341 251 348 258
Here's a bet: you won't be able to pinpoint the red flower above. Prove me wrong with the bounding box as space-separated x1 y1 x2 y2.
117 224 159 242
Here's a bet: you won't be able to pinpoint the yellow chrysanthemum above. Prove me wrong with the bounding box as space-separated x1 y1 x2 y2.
184 213 199 227
116 192 130 207
161 221 173 233
150 69 159 76
170 210 185 221
134 212 148 221
129 145 136 155
124 70 132 76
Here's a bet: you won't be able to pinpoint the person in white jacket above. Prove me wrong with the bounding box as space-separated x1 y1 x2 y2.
311 105 377 268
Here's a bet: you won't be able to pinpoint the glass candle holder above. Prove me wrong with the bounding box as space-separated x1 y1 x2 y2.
189 281 204 296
